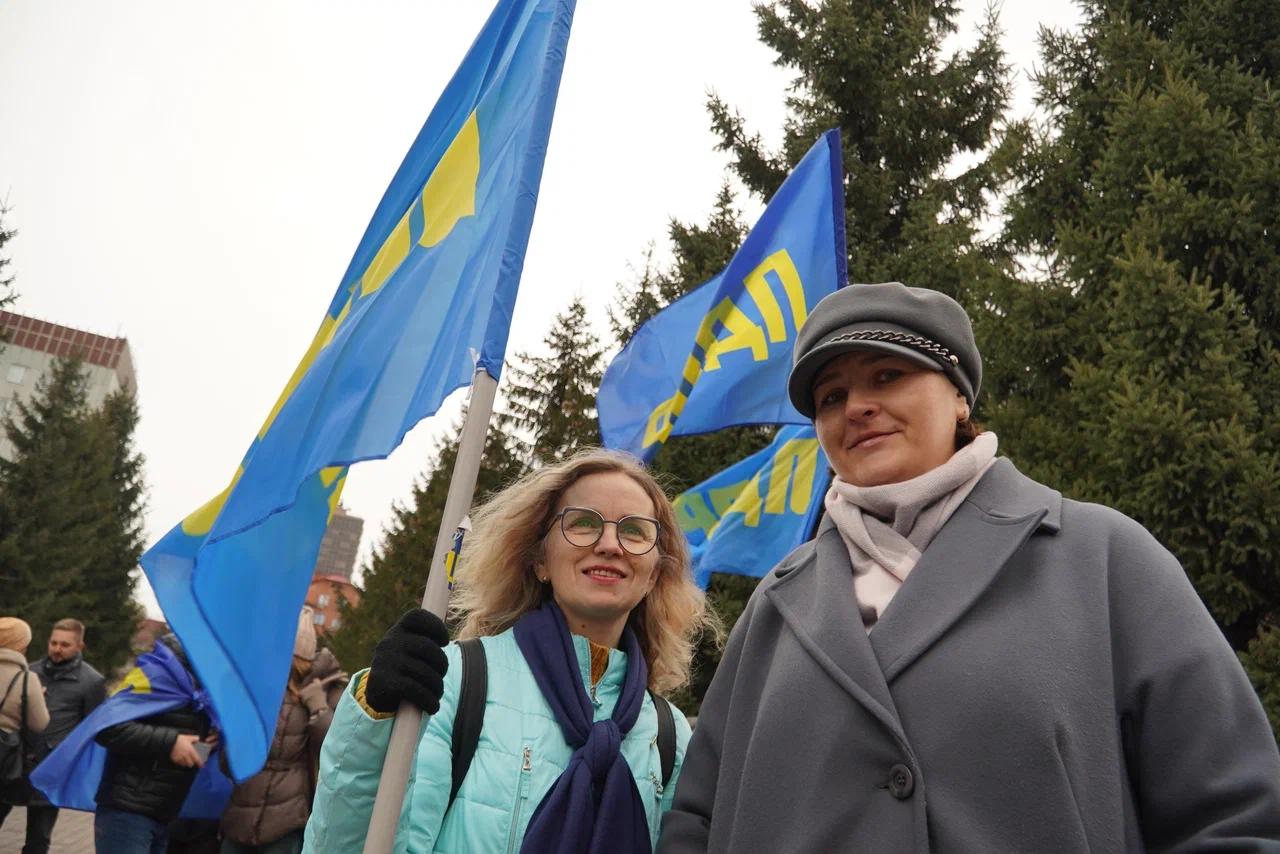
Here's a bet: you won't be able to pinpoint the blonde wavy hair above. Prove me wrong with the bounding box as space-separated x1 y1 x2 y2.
451 448 721 695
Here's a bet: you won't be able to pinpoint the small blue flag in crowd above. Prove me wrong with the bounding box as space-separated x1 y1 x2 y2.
30 641 233 819
674 426 830 588
597 130 846 461
141 0 577 781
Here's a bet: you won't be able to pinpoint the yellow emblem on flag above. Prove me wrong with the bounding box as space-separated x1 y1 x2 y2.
182 466 245 536
112 666 152 697
360 111 481 297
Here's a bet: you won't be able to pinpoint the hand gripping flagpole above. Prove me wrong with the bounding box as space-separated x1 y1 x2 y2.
362 366 500 854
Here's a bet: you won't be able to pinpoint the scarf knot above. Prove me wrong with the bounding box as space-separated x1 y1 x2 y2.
582 720 623 787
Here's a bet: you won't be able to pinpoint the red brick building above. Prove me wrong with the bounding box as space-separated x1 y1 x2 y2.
306 574 361 634
0 311 137 459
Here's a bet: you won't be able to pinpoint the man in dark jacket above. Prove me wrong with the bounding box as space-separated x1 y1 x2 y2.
16 618 108 854
94 634 215 854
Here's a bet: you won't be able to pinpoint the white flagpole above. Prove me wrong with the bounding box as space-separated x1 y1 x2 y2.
362 366 500 854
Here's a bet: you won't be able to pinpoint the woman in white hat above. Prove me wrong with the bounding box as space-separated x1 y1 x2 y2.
659 282 1280 852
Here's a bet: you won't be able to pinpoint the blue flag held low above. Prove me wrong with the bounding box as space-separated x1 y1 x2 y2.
29 641 233 819
674 426 830 587
597 130 847 460
141 0 577 781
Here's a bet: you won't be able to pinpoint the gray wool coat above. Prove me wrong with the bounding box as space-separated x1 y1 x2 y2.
659 459 1280 853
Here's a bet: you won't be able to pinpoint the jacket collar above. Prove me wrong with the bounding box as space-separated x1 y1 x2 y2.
37 655 83 680
868 458 1060 681
766 458 1060 729
0 648 28 668
766 520 911 749
569 634 628 712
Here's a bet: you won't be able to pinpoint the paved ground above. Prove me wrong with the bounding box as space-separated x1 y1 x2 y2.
0 806 95 853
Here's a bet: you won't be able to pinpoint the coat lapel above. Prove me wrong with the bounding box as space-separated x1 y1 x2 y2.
766 518 908 746
869 458 1062 683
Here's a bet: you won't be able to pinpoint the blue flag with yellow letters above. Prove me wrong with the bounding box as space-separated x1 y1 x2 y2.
29 641 233 818
597 130 845 460
674 426 830 587
141 0 577 780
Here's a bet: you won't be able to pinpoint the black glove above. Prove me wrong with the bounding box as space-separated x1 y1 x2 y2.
364 609 450 715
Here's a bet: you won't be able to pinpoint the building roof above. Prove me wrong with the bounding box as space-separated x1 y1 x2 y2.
312 573 359 588
0 310 130 371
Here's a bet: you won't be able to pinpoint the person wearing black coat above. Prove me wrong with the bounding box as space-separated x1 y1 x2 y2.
17 619 107 854
94 634 216 854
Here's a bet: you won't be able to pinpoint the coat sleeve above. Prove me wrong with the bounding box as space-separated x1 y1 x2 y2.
95 716 179 757
23 671 49 734
1106 511 1280 850
83 672 107 717
303 643 462 854
659 590 764 853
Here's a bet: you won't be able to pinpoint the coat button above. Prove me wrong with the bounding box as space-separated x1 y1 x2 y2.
887 764 914 799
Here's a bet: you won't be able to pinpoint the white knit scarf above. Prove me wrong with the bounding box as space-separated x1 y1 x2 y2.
823 432 999 631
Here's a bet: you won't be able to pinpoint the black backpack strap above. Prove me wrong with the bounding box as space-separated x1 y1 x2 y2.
649 689 676 788
448 638 487 807
0 669 22 708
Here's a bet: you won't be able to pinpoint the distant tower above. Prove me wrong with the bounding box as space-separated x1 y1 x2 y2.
313 504 364 580
307 504 365 634
0 311 136 459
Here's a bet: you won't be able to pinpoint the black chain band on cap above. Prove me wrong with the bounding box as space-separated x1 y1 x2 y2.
826 329 960 366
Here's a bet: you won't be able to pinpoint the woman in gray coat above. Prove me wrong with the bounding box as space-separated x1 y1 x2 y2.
659 282 1280 853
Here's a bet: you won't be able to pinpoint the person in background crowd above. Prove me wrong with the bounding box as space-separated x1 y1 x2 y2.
659 282 1280 852
95 634 217 854
306 648 348 715
0 617 51 846
218 608 343 854
306 449 719 853
10 618 109 854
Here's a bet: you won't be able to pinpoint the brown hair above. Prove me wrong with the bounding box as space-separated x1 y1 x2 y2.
451 448 722 695
955 417 983 449
52 618 86 642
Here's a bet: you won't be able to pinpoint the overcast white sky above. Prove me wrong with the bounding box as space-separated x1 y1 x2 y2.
0 1 1081 619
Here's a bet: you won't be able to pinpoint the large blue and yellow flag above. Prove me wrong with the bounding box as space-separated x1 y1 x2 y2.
674 426 830 588
29 641 233 819
597 131 845 460
141 0 577 780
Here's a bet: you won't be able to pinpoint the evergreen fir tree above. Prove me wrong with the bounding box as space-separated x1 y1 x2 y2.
0 359 143 673
994 0 1280 729
500 298 606 466
711 0 1011 305
329 427 525 671
609 184 748 345
87 388 148 669
0 203 17 312
611 0 1013 711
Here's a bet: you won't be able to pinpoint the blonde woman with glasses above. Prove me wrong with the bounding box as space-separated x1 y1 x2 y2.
305 449 719 854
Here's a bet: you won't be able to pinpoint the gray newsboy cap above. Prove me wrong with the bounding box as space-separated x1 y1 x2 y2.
788 282 981 417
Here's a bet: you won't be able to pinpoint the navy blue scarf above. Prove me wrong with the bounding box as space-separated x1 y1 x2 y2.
513 600 651 854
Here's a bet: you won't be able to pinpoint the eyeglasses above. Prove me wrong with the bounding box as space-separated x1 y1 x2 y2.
546 507 661 556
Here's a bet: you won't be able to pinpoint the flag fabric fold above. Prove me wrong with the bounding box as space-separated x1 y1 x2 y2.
674 426 830 588
29 641 233 819
141 0 577 780
597 130 846 461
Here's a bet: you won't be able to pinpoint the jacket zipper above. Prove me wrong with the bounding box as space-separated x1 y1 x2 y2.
505 746 532 854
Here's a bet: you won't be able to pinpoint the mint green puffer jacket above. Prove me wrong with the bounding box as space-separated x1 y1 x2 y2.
303 628 691 853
